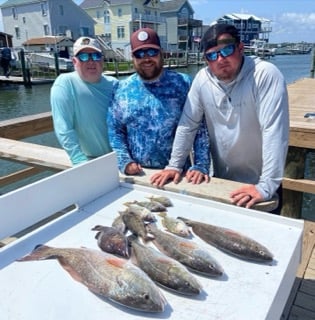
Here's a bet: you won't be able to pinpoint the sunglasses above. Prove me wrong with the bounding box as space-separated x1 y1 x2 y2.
133 48 160 59
205 44 236 62
76 52 103 62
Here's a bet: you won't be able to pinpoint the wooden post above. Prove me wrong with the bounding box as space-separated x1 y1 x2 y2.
310 48 315 78
19 49 32 88
281 146 307 218
54 52 60 77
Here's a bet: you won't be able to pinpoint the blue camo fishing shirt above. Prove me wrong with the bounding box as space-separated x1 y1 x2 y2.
108 69 210 174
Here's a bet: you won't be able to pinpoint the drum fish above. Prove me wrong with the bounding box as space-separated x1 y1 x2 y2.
177 217 274 262
17 245 167 312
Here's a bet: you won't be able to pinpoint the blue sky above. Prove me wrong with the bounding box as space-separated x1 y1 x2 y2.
1 0 314 43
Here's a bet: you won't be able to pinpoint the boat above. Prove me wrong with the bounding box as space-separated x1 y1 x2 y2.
28 52 74 72
244 39 276 58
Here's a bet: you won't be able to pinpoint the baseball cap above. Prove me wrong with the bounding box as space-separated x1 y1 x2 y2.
131 28 161 53
73 37 102 56
200 24 240 52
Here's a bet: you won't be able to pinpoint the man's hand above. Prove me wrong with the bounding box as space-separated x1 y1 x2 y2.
230 184 264 208
150 169 181 187
125 162 143 175
185 170 210 184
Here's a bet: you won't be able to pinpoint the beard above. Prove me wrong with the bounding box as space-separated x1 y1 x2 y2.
135 58 164 81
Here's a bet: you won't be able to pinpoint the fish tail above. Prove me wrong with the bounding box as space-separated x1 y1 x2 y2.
91 225 104 231
16 244 55 261
157 211 167 218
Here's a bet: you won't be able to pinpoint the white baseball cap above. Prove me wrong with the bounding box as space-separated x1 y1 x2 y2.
73 37 102 56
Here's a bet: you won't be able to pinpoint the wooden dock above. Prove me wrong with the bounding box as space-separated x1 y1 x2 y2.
0 77 315 319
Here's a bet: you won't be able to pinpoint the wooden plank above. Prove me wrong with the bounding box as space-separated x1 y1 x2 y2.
0 166 44 187
283 177 315 194
289 131 315 149
0 137 71 170
0 112 53 139
120 167 278 212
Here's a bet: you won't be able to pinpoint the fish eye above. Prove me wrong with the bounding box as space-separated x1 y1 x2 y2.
143 293 150 300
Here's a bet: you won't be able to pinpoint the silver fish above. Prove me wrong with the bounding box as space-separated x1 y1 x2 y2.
146 195 173 207
17 245 167 313
146 224 224 277
177 217 274 262
92 225 129 258
129 200 167 212
158 212 191 237
129 236 202 295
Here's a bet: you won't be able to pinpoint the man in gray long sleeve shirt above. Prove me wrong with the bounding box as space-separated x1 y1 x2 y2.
151 24 289 213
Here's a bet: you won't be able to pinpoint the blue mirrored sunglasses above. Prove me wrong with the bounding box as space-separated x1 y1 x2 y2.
76 52 103 62
133 48 160 59
205 44 236 61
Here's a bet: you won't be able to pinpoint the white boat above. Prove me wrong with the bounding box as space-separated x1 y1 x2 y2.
244 39 276 58
28 52 74 71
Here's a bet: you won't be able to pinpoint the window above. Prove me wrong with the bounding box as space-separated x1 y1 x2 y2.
59 5 64 16
43 24 49 35
41 2 47 16
58 26 67 35
12 7 17 19
118 8 122 17
80 27 89 36
104 9 110 24
117 26 125 39
15 27 21 39
22 16 26 24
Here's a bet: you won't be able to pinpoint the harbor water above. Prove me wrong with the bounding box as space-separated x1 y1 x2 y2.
0 54 314 219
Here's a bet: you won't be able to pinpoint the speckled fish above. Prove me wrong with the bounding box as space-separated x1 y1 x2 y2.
146 224 224 277
126 200 167 212
129 236 202 295
17 245 167 313
146 195 173 207
92 225 129 258
121 210 154 241
177 217 274 262
158 212 191 237
122 203 156 222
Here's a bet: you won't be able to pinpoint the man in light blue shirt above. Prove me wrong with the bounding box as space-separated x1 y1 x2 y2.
51 37 118 165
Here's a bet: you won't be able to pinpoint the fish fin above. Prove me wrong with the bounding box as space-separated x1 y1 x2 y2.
179 241 197 249
94 231 101 240
58 258 85 283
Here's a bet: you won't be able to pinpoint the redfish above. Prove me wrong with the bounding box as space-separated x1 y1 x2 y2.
17 245 167 312
129 236 202 295
177 217 274 262
146 224 224 277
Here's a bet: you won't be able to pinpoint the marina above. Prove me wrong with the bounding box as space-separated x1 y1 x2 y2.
0 54 315 319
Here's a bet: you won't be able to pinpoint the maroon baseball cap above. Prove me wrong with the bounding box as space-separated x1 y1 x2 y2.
131 28 161 53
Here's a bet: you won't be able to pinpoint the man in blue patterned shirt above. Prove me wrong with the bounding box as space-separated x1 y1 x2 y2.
108 28 209 180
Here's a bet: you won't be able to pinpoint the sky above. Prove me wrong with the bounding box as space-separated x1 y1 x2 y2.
0 0 314 43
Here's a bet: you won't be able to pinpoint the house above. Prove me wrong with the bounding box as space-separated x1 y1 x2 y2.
22 36 74 57
215 13 272 46
160 0 202 53
0 31 13 47
0 0 96 48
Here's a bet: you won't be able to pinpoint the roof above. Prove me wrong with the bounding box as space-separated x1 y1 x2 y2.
222 13 270 23
80 0 105 9
22 36 74 46
160 0 193 13
0 0 44 7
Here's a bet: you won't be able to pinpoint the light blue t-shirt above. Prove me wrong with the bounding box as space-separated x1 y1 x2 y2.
51 71 118 165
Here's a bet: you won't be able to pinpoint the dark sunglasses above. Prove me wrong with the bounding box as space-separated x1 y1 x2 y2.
133 48 160 59
205 44 236 62
76 52 103 62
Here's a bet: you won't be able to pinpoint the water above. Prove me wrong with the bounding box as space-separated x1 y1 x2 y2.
1 54 314 219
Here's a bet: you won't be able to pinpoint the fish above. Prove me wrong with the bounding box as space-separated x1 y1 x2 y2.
112 214 128 234
127 200 167 212
146 224 224 277
158 212 191 238
129 236 202 296
146 195 173 207
121 210 154 241
17 245 167 313
122 203 156 222
92 225 129 258
177 217 274 262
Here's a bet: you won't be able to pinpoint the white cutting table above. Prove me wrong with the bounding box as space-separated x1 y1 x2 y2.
0 153 304 320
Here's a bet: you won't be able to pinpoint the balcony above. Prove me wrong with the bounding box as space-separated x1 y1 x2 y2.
177 18 202 28
132 13 166 24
